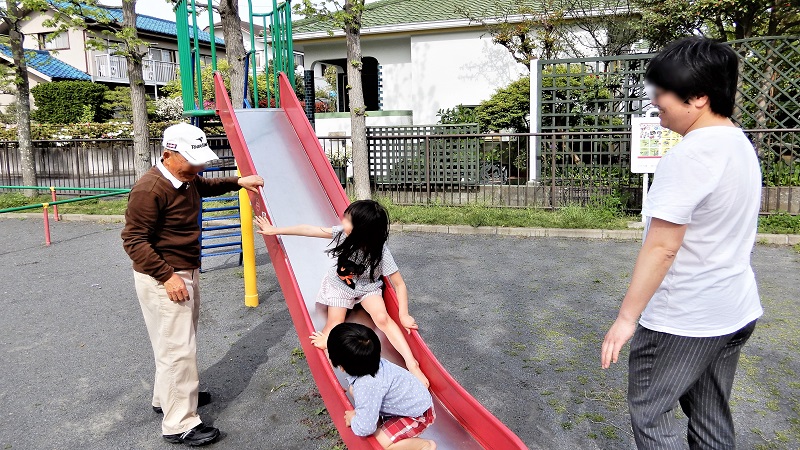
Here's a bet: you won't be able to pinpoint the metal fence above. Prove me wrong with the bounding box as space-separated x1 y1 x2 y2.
2 130 798 214
535 36 800 181
0 137 233 194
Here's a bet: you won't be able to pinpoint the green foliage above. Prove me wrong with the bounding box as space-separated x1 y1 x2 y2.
762 160 800 187
633 0 800 47
30 81 109 124
540 65 620 130
378 197 633 230
758 213 800 235
101 87 155 121
436 105 478 125
0 103 18 124
0 121 224 140
475 76 530 132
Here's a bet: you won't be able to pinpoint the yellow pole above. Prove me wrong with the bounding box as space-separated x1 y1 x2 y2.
239 171 259 307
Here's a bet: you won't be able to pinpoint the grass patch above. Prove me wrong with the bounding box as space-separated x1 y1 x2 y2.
381 198 634 230
759 213 800 234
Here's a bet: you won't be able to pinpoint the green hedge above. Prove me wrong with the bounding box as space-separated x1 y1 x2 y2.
0 121 225 140
31 81 109 124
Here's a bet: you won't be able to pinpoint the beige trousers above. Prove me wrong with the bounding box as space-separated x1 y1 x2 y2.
134 269 203 435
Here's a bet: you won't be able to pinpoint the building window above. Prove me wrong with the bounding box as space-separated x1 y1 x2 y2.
148 48 176 63
38 32 69 50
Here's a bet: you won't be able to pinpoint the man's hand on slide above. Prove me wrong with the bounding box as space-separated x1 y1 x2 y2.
601 317 637 369
344 410 355 427
399 314 419 334
164 273 190 302
254 216 278 235
238 175 264 193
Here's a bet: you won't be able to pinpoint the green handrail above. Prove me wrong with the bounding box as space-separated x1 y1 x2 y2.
0 190 130 214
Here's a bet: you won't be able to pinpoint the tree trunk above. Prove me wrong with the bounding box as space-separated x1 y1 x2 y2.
7 1 36 196
219 0 246 108
122 0 151 179
345 0 370 200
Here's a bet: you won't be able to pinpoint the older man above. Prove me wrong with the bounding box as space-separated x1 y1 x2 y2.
122 122 263 446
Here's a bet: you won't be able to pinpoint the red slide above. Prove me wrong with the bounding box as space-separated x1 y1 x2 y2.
214 72 528 450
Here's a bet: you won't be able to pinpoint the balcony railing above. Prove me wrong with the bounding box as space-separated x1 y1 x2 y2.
93 54 178 85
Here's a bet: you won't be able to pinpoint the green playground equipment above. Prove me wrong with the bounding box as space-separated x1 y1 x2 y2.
175 0 295 118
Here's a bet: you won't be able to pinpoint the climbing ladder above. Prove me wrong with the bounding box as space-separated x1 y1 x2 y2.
198 155 243 271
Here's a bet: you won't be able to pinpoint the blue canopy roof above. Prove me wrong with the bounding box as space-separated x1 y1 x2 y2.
0 45 91 81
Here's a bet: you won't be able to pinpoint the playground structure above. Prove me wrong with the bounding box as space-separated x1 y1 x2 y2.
170 1 529 446
0 186 130 246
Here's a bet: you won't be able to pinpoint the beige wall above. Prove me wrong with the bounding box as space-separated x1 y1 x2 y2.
19 10 90 73
0 62 47 112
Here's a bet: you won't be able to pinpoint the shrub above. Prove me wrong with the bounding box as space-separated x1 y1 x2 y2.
154 97 184 122
101 87 156 121
475 77 530 132
0 121 225 140
31 81 109 124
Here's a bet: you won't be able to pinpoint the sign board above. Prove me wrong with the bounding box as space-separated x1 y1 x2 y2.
630 112 682 174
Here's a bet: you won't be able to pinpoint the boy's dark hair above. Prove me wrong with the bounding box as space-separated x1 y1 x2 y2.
328 323 381 377
645 36 739 117
327 200 390 282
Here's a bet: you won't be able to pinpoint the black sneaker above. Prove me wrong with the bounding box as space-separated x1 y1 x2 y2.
163 423 220 446
154 392 211 414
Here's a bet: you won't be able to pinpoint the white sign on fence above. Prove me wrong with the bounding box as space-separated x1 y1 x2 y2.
630 111 683 174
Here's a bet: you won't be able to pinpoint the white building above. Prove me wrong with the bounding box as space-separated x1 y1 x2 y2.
292 0 626 135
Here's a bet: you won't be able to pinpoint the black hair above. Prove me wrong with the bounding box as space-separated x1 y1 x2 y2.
327 323 381 377
645 36 739 117
327 200 390 282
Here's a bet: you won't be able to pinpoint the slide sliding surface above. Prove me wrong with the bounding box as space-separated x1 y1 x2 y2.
214 72 528 450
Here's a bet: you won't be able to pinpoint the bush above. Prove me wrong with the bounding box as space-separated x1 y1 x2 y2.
154 97 184 122
101 87 156 121
0 121 225 140
437 104 478 125
0 103 17 124
31 81 109 124
475 77 530 132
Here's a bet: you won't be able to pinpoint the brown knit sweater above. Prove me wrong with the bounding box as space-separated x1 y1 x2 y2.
121 166 240 282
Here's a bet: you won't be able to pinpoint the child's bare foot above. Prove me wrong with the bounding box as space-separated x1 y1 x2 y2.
310 331 328 350
407 363 429 388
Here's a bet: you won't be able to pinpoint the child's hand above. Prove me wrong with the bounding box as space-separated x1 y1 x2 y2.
344 410 355 427
254 216 278 235
399 314 419 334
310 330 328 350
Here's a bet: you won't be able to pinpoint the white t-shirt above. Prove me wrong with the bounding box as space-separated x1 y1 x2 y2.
640 126 763 337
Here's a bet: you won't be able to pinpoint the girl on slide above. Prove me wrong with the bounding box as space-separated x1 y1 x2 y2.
254 200 429 387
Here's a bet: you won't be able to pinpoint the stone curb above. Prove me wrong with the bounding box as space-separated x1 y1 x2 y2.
2 213 798 245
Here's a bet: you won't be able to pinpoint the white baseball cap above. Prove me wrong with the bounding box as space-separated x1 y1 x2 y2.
162 122 219 166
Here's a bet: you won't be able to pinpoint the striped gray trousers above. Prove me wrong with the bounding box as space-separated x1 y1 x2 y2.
628 320 757 450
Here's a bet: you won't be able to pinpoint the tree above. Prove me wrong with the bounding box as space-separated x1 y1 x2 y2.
217 0 246 108
0 0 48 196
296 0 371 200
475 76 531 132
457 0 574 68
633 0 800 47
48 0 152 178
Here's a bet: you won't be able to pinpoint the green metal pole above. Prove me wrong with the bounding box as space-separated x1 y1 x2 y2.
285 0 295 86
207 0 217 71
0 191 130 214
272 0 280 104
175 0 196 114
248 0 258 108
190 0 204 109
263 14 271 106
0 186 131 192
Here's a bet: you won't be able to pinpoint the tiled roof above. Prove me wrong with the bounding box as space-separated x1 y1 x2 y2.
293 0 609 34
50 2 224 45
0 45 91 80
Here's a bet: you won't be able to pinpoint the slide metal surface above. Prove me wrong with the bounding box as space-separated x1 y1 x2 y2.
214 72 527 450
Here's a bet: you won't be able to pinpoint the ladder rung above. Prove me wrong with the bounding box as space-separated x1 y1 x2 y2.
201 232 242 240
202 224 241 231
202 249 243 257
203 206 239 212
203 196 239 202
202 215 239 221
202 241 243 250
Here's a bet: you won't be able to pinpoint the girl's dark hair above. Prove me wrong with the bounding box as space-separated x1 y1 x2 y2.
645 36 739 117
327 200 390 282
328 323 381 377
